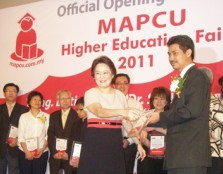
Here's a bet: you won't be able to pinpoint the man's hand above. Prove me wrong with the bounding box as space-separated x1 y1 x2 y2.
122 139 129 149
70 156 80 168
124 108 142 121
9 138 18 147
61 152 69 160
53 152 63 159
147 112 160 124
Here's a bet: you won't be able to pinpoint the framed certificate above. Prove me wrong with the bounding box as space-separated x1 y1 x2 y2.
7 124 18 143
70 141 82 167
56 137 68 155
70 141 82 158
26 137 39 157
148 131 165 158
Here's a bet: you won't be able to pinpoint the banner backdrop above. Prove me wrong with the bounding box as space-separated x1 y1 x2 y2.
0 0 223 114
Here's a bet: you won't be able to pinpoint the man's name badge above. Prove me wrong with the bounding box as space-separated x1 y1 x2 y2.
149 135 165 157
7 124 18 143
56 138 67 155
26 137 39 157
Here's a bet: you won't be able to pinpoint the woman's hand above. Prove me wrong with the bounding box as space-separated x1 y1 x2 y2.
35 147 44 158
137 143 146 161
140 129 151 148
124 108 142 121
25 150 34 160
140 130 148 143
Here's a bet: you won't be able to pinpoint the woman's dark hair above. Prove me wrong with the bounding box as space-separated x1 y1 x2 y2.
167 35 195 60
150 87 171 111
27 91 43 108
76 96 84 105
218 76 223 86
91 55 117 78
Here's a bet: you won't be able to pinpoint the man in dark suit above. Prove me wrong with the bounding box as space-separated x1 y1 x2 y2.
148 35 212 174
48 89 80 174
0 83 29 174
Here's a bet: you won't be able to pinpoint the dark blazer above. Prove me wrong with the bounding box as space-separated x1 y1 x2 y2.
0 103 29 158
47 108 80 168
160 65 212 169
75 118 87 142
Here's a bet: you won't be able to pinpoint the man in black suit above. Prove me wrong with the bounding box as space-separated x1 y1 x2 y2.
48 89 80 174
0 83 29 174
148 35 211 174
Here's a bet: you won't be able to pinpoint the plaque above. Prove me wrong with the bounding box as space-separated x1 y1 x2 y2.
70 141 82 167
7 124 18 143
26 137 39 157
56 137 68 156
148 131 165 158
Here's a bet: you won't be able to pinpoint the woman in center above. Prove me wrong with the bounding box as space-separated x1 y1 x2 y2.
77 56 145 174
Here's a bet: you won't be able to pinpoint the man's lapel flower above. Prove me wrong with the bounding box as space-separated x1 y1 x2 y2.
37 115 46 123
170 75 187 98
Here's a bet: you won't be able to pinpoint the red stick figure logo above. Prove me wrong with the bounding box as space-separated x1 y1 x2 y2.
11 13 43 61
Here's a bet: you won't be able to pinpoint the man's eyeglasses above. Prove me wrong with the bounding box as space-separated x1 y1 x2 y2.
4 90 17 93
115 82 129 86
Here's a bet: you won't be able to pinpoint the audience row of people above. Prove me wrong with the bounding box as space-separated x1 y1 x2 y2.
0 85 87 174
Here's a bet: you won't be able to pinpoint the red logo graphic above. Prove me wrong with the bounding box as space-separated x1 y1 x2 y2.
11 13 43 61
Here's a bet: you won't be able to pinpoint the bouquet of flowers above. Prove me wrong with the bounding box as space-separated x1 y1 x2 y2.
123 109 155 138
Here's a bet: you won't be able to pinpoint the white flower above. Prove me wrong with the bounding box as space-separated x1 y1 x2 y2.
170 78 179 92
170 75 188 98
